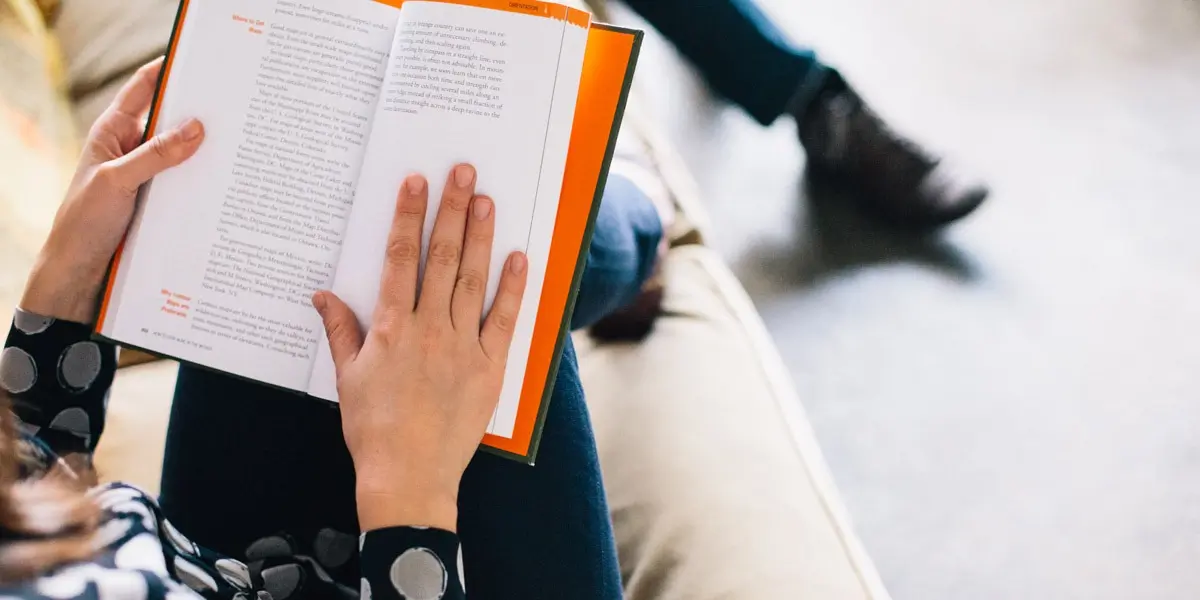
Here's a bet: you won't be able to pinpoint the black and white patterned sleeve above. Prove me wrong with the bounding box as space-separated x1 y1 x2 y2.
1 308 117 456
0 484 208 599
360 528 466 600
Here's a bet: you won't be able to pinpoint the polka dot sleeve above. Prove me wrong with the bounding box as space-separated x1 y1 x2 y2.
360 527 466 600
2 309 117 455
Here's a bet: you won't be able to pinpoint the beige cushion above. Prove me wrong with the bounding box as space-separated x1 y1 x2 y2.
577 246 890 600
0 0 77 319
94 360 178 495
54 0 178 128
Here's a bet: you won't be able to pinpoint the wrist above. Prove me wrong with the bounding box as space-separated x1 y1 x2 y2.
21 257 106 324
356 480 459 533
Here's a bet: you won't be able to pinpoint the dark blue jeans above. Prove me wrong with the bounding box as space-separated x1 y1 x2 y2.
623 0 831 124
158 173 663 599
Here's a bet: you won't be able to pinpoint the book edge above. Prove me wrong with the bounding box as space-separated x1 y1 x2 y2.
94 0 190 335
520 24 644 466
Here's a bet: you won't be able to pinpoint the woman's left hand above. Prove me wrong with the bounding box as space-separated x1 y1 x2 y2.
20 57 205 323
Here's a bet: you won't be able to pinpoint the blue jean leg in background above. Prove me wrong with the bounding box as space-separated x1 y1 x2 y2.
621 0 831 124
571 173 665 331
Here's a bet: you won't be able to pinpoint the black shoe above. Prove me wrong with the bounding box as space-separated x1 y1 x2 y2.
796 72 988 229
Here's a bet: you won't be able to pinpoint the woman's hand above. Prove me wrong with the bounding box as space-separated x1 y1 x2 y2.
313 165 528 532
21 57 205 323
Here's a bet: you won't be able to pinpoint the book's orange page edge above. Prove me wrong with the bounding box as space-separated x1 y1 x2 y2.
96 0 192 334
375 0 589 25
482 25 636 457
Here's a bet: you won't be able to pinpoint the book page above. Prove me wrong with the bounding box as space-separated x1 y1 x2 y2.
99 0 399 389
307 1 588 439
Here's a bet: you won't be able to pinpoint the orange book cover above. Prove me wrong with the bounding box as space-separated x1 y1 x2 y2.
94 0 642 464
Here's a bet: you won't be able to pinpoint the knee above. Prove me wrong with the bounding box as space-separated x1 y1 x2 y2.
587 175 663 278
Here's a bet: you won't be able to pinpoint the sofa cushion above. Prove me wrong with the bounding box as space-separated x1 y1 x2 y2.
577 246 890 600
54 0 176 98
0 0 77 319
55 0 178 130
94 360 178 494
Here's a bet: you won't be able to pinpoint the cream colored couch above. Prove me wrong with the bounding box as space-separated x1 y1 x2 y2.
50 1 892 598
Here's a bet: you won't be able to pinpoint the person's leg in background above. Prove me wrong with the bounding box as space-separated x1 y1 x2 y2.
572 173 665 333
620 0 990 228
158 173 665 599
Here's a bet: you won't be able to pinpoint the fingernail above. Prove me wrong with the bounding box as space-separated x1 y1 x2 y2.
312 292 327 312
510 253 527 275
473 196 492 220
454 164 475 187
405 174 426 195
179 118 204 141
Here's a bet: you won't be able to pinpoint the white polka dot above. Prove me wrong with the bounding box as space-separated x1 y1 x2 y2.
313 527 356 568
114 533 168 573
361 578 372 600
13 309 54 334
58 341 102 392
390 547 447 600
457 546 465 593
174 555 219 592
164 518 199 556
262 564 302 599
48 407 90 439
216 558 251 589
0 347 37 394
245 535 293 560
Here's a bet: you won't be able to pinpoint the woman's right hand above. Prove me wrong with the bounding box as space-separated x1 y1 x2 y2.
313 164 528 532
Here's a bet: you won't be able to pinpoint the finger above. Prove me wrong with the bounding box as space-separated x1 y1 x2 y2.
313 290 364 372
451 196 495 333
480 252 528 363
102 118 205 194
375 174 428 323
110 57 165 118
418 164 476 314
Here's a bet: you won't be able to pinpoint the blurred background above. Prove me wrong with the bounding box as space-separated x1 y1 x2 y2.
613 0 1200 598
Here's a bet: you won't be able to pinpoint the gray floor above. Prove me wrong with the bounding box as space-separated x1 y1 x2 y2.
613 0 1200 598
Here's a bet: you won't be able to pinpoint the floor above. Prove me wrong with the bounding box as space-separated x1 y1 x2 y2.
612 0 1200 598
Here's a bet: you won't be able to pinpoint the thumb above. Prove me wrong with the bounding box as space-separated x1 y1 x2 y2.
313 290 364 372
107 118 205 191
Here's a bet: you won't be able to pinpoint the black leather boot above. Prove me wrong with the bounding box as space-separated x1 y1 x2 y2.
797 71 989 228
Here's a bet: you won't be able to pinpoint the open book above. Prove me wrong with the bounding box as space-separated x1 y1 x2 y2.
94 0 642 463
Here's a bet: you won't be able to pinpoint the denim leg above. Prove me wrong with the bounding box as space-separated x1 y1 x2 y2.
457 339 621 598
448 175 657 594
161 346 621 599
571 173 664 331
620 0 831 124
